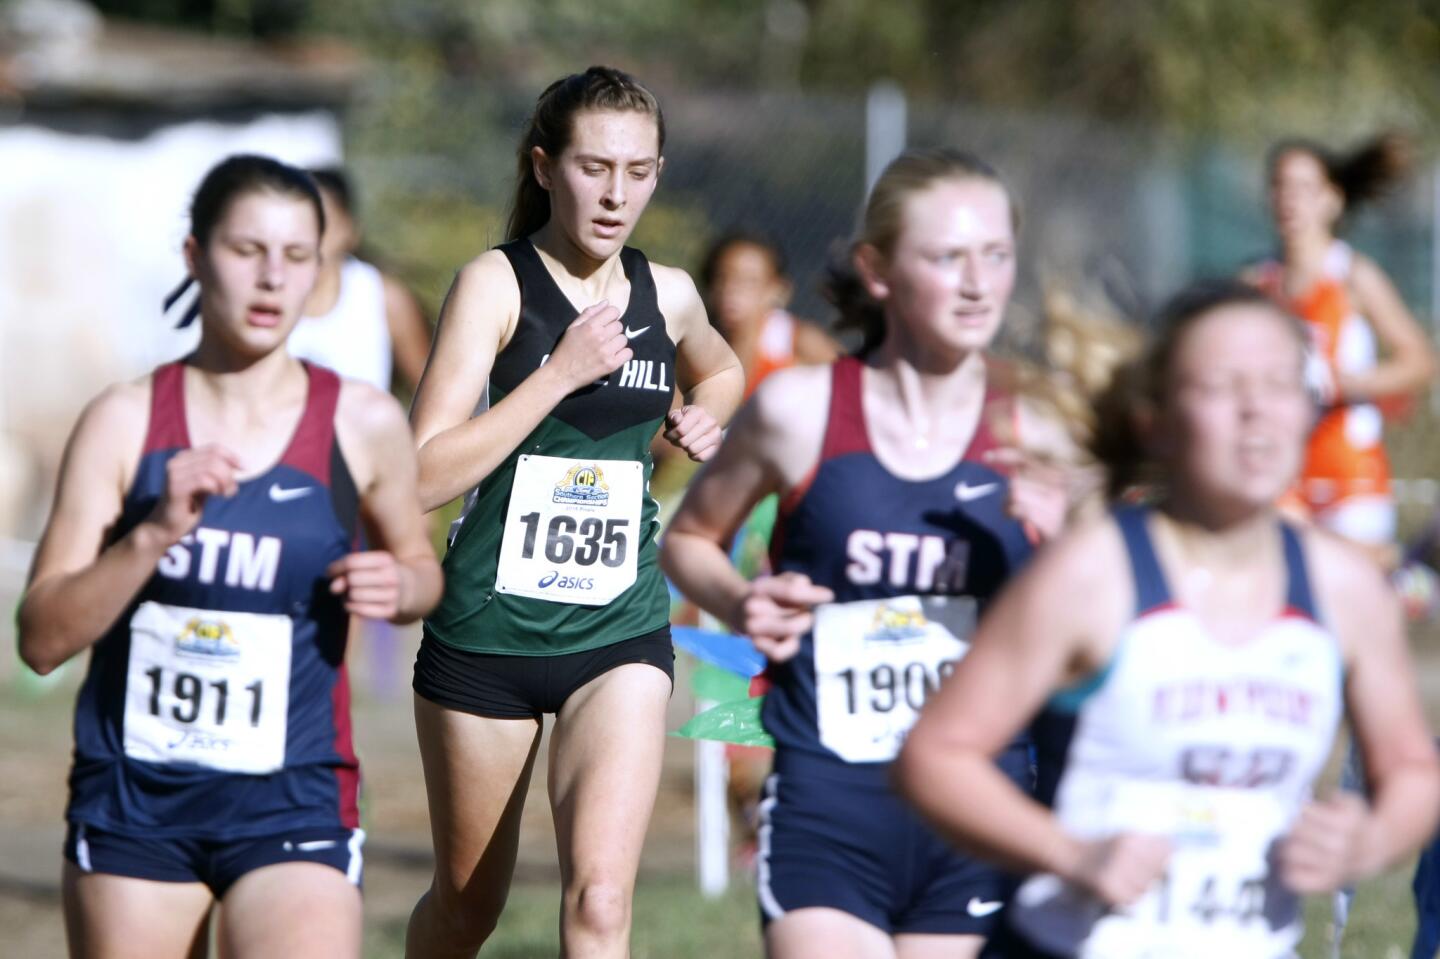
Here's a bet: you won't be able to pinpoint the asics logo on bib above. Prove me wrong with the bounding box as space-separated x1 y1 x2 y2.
537 570 595 591
156 527 282 591
845 530 971 593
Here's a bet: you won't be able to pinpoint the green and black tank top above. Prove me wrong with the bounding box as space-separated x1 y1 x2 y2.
425 239 676 655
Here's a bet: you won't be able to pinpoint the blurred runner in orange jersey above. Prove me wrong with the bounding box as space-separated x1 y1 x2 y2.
1247 133 1439 958
701 230 840 395
648 232 837 511
1245 134 1436 562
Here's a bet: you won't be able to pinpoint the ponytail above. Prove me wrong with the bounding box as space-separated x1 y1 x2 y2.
822 245 888 353
1269 132 1413 212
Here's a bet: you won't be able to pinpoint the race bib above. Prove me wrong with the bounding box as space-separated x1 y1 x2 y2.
813 595 975 763
123 600 292 774
1082 781 1297 958
495 455 643 606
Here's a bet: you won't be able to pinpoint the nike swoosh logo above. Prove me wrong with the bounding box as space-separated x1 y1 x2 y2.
954 481 999 503
268 483 314 503
966 897 1004 917
624 325 651 339
283 839 339 852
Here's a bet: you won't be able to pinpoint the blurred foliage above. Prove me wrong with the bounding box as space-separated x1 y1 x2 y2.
84 0 1440 331
89 0 1440 138
628 198 715 272
360 191 500 311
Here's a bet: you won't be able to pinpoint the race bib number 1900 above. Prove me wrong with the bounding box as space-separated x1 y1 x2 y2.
813 594 975 763
495 455 643 606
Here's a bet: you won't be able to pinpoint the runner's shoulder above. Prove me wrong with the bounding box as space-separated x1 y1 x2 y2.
748 362 832 445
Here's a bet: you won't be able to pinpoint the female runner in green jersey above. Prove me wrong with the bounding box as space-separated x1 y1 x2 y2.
404 67 744 958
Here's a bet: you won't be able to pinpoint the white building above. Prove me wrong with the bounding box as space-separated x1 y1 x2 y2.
0 0 360 545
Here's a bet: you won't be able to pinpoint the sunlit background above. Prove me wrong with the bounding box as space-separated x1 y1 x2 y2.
5 1 1440 954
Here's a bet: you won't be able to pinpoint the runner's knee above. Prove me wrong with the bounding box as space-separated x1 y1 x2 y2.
426 882 505 947
566 879 631 939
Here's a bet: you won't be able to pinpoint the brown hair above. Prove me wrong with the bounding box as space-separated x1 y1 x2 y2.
506 66 665 242
1089 279 1304 499
824 148 1017 353
166 154 325 328
1268 132 1413 211
699 228 789 291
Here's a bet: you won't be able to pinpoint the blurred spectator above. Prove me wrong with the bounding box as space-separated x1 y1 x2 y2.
701 229 840 395
291 167 434 700
291 167 432 396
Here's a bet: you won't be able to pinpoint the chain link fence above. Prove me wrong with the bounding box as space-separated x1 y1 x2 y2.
341 77 1440 521
347 77 1436 333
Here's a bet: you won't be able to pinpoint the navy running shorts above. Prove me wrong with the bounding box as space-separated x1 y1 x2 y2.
981 921 1073 958
756 746 1028 936
64 821 364 897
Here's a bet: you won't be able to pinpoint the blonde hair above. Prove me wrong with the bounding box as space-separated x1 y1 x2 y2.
824 148 1017 352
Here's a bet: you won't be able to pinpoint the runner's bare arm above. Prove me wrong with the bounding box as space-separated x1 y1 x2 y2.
897 518 1138 885
332 381 442 623
1343 255 1437 402
18 383 235 674
655 264 744 460
1284 533 1440 891
661 367 831 651
382 271 432 391
410 251 630 511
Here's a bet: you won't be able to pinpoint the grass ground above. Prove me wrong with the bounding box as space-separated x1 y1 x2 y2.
0 648 1428 958
6 398 1440 957
363 880 765 959
356 870 1416 958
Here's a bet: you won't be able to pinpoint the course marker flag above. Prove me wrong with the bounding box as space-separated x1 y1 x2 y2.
691 662 752 703
674 695 774 748
672 625 766 677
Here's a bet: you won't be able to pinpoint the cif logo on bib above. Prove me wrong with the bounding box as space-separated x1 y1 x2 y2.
553 464 610 506
1174 797 1223 848
176 617 240 662
867 603 929 644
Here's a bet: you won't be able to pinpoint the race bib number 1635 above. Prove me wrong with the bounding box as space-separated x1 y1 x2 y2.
495 455 643 606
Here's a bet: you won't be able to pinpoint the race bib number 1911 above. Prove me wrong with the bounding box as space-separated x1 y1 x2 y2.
124 600 292 774
495 455 643 606
813 594 975 763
